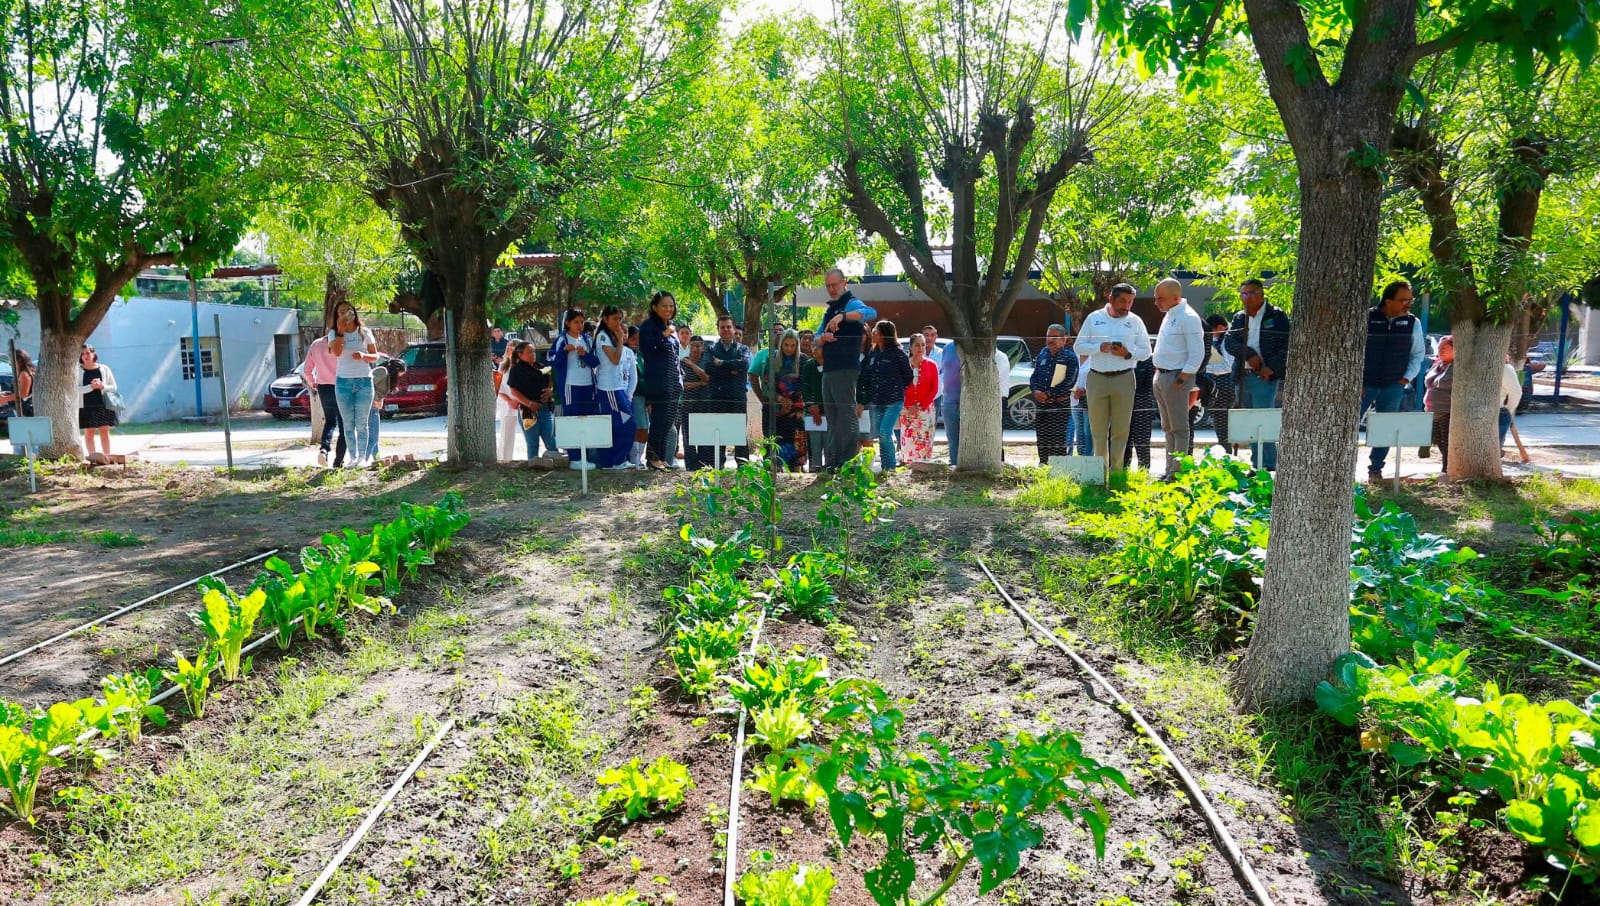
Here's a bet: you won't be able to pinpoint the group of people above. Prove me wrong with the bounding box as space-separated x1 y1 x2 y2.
306 301 409 468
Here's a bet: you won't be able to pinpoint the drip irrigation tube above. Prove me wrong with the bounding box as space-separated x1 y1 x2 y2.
976 557 1276 906
722 608 769 906
0 549 280 669
1462 606 1600 676
293 717 456 906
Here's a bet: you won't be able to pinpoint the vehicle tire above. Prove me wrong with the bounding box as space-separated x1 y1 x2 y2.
1004 392 1037 430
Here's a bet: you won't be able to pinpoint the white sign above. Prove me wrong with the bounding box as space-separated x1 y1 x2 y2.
1366 411 1433 447
687 413 748 447
553 414 612 448
1048 455 1106 485
6 417 52 447
1228 408 1283 445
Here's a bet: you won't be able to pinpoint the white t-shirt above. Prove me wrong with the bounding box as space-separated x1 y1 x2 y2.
994 350 1011 399
1247 309 1264 351
595 332 628 392
561 333 594 387
620 347 639 396
333 328 376 379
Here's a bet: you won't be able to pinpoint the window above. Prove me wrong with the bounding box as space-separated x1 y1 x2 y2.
181 336 219 380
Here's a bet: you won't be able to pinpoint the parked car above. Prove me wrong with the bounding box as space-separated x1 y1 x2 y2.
892 335 1037 428
0 358 14 435
381 341 448 416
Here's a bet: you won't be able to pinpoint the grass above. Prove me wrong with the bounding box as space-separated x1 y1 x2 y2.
0 525 145 548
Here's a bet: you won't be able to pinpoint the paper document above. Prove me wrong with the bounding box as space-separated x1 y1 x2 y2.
1052 363 1068 387
806 416 827 432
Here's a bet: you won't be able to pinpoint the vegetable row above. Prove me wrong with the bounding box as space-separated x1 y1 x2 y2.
0 494 470 826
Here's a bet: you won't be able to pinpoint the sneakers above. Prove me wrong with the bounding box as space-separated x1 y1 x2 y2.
317 450 328 467
1367 469 1385 485
569 460 596 471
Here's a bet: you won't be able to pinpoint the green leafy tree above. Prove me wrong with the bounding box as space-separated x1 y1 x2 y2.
0 0 274 456
282 0 719 464
1388 60 1600 480
824 0 1131 471
643 16 857 341
255 184 408 323
1083 0 1600 705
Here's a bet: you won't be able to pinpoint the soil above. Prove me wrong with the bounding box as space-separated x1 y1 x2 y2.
2 461 1592 905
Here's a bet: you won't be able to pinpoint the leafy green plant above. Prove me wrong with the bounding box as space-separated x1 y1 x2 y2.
596 756 694 823
371 516 431 594
726 653 832 714
0 702 82 824
767 553 843 625
572 893 641 906
665 569 757 625
191 583 267 681
734 861 835 906
1534 510 1600 574
163 646 220 719
805 678 1129 905
748 753 825 810
1523 576 1599 636
252 556 311 648
99 670 167 745
814 450 898 582
402 492 471 555
668 616 749 699
751 697 813 754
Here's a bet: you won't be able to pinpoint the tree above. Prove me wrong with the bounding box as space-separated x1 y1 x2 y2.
283 0 718 464
1389 61 1600 479
255 184 408 323
1034 82 1232 327
1082 0 1599 706
824 0 1130 471
642 16 857 341
0 0 274 456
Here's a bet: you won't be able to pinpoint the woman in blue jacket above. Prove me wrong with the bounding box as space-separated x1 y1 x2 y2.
860 320 914 471
550 307 601 467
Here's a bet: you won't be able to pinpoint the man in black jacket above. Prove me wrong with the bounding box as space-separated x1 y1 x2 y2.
1361 280 1424 481
698 316 752 467
811 268 877 471
1224 279 1291 470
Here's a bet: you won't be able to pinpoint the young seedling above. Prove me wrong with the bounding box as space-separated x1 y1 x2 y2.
164 645 221 719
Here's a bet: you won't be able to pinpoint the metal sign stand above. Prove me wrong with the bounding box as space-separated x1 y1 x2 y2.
1228 408 1282 474
553 414 610 495
1368 411 1433 492
7 417 52 493
213 314 234 474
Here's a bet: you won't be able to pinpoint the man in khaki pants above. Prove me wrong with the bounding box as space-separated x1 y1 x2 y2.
1151 278 1205 477
1073 283 1151 475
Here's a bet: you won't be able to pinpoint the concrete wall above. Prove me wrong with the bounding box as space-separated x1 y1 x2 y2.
5 297 301 423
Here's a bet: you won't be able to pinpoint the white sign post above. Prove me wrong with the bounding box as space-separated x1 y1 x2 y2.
1048 455 1107 485
1367 411 1434 493
1228 408 1283 473
553 414 612 495
688 413 749 471
7 417 52 494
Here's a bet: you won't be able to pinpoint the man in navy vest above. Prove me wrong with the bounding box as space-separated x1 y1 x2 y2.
812 268 877 472
1361 279 1425 482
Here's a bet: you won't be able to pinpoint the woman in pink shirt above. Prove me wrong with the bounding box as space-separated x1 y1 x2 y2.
304 334 346 467
897 333 940 462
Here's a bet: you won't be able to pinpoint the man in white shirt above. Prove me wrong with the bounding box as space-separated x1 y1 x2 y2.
1073 283 1153 474
921 325 941 441
1151 278 1206 475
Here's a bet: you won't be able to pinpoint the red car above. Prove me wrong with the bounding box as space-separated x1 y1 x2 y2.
379 341 448 416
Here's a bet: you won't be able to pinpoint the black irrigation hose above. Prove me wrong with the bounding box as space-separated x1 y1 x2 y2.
976 557 1276 906
0 549 280 669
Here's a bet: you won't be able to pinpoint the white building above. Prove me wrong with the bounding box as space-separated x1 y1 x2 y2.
5 296 301 423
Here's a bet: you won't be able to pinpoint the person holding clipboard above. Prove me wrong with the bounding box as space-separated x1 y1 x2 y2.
1031 324 1080 464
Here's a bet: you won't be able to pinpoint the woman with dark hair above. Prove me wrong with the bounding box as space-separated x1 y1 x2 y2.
1 348 34 417
496 338 527 461
550 307 602 469
679 336 711 469
638 291 682 470
593 305 635 469
328 301 381 467
860 320 914 471
78 344 120 459
899 332 939 462
1424 335 1455 473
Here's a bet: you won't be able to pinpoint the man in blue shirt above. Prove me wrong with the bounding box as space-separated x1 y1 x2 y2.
940 341 963 465
1361 279 1425 482
812 268 876 472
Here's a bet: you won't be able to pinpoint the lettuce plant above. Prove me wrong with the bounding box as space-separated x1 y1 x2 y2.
596 756 693 823
734 861 835 906
751 698 813 754
748 753 824 810
726 653 832 714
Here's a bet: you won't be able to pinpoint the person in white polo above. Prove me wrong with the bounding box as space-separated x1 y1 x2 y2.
1073 283 1152 474
1151 278 1206 476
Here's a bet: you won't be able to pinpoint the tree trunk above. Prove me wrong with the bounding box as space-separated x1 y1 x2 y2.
36 325 89 459
954 333 1002 472
439 256 498 466
1447 320 1511 480
1234 169 1382 708
741 281 769 343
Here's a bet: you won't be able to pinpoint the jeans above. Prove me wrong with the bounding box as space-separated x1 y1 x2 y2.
1069 403 1092 455
821 369 860 470
870 401 904 471
315 384 347 465
1499 408 1512 448
1238 374 1281 471
1359 382 1408 472
366 407 381 460
945 397 961 465
333 377 372 464
523 407 556 459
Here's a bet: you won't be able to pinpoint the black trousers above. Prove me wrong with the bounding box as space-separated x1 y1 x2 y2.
1035 403 1071 464
1124 394 1155 471
645 394 679 464
316 384 347 466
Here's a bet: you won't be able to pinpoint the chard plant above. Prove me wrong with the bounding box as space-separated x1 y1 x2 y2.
402 492 470 555
252 556 311 648
164 645 220 719
100 670 167 745
726 653 832 714
191 583 267 681
0 701 82 824
766 553 843 625
596 756 693 823
734 860 835 906
371 517 432 594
